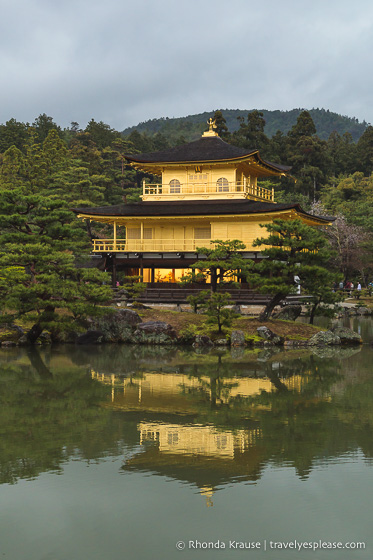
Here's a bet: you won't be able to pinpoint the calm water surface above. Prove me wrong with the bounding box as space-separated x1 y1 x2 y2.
1 340 373 560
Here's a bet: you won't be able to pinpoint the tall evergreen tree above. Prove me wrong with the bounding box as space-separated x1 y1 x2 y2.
0 131 111 343
84 119 121 149
288 110 317 139
0 118 29 153
213 110 230 140
356 125 373 175
327 131 357 177
287 112 331 197
251 219 334 320
233 110 269 154
32 114 62 143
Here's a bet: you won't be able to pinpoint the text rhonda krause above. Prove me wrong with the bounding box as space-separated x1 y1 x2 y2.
187 540 366 551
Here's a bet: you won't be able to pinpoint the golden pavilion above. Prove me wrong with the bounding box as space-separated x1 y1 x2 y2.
75 119 330 284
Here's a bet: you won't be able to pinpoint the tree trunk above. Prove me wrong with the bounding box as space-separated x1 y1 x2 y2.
259 293 286 321
27 306 55 344
86 219 93 241
211 268 218 292
309 296 321 324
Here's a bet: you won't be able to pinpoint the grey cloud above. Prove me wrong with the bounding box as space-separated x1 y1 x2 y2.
1 0 373 129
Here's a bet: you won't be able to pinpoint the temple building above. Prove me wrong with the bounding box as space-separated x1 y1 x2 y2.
75 119 330 284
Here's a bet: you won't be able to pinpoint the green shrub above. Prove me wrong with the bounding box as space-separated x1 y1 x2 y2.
186 290 210 313
202 292 238 333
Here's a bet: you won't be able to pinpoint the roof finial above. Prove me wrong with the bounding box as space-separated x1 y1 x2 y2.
202 117 219 137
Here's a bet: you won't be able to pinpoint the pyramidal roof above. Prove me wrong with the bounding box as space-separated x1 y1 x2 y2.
125 135 291 173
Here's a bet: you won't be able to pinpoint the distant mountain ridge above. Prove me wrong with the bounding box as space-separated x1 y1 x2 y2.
122 108 368 143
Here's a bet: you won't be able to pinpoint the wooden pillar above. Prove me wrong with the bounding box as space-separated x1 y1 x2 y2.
151 268 155 283
113 221 117 250
140 257 144 280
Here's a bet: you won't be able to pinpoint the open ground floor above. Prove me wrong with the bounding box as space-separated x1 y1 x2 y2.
96 251 264 287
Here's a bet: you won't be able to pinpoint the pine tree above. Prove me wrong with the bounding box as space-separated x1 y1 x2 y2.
356 125 373 175
288 110 316 139
251 219 334 320
0 131 112 343
233 110 269 154
287 112 331 197
0 118 29 153
213 110 230 140
189 240 251 292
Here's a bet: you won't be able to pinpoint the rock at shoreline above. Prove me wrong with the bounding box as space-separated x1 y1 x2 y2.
192 335 214 348
256 326 283 345
284 340 308 348
230 330 245 346
356 307 370 315
215 338 229 346
330 326 362 344
39 331 52 344
92 309 142 342
1 340 17 347
308 330 341 346
0 324 24 343
131 321 177 345
76 330 105 345
272 305 302 321
51 330 78 344
341 306 372 317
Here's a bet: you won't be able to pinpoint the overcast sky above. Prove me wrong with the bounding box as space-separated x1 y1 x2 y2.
1 0 373 131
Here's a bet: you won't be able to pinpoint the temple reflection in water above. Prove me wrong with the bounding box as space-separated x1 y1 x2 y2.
91 364 322 506
1 344 371 513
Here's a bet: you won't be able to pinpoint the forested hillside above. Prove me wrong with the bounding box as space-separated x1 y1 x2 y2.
122 108 368 142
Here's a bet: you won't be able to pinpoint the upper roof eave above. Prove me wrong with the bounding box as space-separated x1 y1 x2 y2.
124 136 291 175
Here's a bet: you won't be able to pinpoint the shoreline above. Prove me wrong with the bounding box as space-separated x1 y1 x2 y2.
0 306 364 348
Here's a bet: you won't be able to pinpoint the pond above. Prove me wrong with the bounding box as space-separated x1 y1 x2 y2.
1 341 372 559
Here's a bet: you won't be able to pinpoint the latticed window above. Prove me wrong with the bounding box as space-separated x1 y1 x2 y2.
169 179 181 193
127 227 153 239
127 228 140 239
216 177 229 192
188 174 208 182
194 226 211 239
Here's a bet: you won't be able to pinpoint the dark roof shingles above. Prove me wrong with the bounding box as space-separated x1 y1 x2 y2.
125 136 291 172
74 199 328 222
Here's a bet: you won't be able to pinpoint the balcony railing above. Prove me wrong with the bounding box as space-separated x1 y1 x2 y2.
92 238 253 253
142 181 274 201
